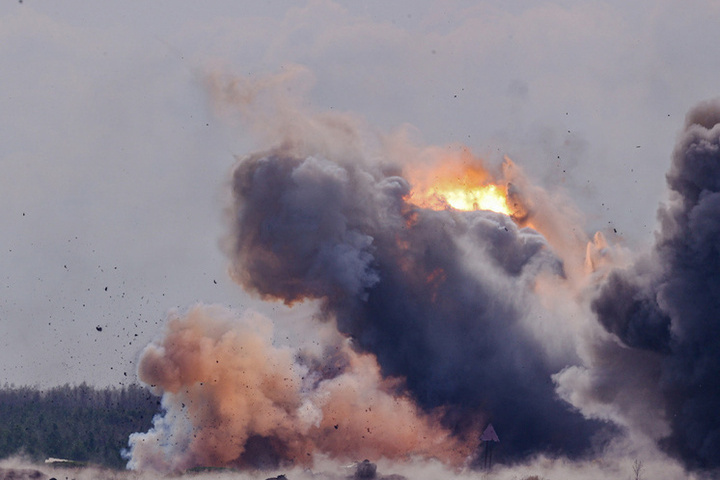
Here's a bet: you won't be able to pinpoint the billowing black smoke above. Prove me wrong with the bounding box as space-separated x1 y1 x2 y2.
226 148 610 462
592 99 720 470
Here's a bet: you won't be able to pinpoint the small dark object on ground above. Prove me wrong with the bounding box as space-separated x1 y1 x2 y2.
355 460 377 479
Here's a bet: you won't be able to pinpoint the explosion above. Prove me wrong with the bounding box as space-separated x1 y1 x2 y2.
407 163 511 215
126 74 602 471
124 71 720 477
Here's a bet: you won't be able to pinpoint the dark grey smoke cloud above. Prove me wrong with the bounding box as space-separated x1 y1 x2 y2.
226 145 611 463
592 99 720 471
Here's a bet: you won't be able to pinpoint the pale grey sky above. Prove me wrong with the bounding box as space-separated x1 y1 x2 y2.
1 0 719 388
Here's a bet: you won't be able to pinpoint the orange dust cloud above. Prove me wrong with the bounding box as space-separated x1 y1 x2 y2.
127 305 472 473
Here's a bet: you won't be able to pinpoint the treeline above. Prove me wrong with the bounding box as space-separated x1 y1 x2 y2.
0 383 160 469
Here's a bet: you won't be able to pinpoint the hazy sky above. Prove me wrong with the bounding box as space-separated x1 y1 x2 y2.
2 0 719 388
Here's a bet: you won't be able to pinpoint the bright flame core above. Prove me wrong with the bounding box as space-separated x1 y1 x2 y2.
408 163 511 215
425 183 510 214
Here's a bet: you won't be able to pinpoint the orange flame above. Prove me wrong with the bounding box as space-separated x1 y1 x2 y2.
407 160 511 215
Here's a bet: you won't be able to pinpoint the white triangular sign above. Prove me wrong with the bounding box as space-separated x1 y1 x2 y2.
480 423 499 442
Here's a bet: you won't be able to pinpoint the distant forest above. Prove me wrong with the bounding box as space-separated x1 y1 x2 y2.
0 383 160 469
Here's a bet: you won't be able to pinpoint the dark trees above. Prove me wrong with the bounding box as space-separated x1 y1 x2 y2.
0 383 159 468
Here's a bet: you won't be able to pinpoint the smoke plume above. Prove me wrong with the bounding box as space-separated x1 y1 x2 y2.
205 69 615 465
223 144 612 460
125 69 720 476
560 99 720 473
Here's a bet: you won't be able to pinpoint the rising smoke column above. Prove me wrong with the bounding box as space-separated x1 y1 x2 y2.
224 130 611 461
127 69 617 472
586 100 720 471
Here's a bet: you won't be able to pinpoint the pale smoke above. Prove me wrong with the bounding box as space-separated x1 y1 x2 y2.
0 453 705 480
125 305 468 472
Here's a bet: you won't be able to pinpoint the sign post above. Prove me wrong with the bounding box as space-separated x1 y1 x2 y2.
480 423 499 470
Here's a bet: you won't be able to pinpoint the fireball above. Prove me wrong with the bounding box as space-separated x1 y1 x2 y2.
407 161 511 215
